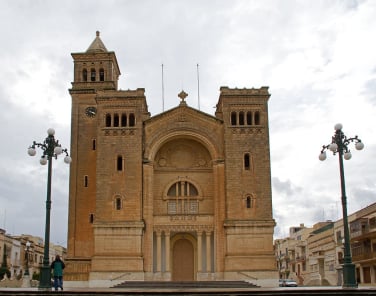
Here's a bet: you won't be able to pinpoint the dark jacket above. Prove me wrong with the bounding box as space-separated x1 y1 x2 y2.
51 258 65 277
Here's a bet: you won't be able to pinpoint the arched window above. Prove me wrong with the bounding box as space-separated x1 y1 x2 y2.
82 69 88 82
166 181 199 214
99 68 105 81
239 112 245 125
84 175 88 187
92 139 96 151
121 114 127 127
105 114 111 127
246 111 252 125
244 153 250 170
89 213 94 223
114 114 119 127
115 197 122 210
231 112 237 125
90 69 96 81
129 113 135 127
117 155 123 171
254 111 260 125
246 196 254 208
167 181 198 197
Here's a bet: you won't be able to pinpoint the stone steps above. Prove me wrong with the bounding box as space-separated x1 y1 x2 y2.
112 280 259 289
0 287 375 296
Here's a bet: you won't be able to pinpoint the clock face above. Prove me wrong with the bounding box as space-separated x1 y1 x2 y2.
85 106 97 117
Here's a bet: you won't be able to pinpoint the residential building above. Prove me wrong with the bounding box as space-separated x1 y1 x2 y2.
275 202 376 286
350 203 376 284
0 231 66 281
275 224 312 285
333 210 357 286
306 221 336 286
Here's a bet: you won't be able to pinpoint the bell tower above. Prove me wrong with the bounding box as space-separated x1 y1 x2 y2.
66 32 122 279
71 31 120 92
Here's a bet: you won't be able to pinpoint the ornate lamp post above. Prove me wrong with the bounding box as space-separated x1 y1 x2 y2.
319 123 364 288
21 241 31 288
24 241 31 276
28 128 71 290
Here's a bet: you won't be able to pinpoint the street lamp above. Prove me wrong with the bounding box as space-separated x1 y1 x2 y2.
21 241 32 288
28 128 71 290
319 123 364 288
24 241 31 276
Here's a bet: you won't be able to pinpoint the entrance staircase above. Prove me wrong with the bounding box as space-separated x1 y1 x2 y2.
112 280 259 289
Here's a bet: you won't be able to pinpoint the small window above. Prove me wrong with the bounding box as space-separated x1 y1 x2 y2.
231 112 237 125
254 111 260 125
99 68 104 81
82 69 88 82
105 114 111 127
84 175 88 187
89 213 94 223
115 197 122 210
244 153 250 170
90 69 96 82
246 196 255 208
117 156 123 171
121 114 127 127
114 114 119 127
239 112 245 125
92 139 96 151
246 111 252 125
129 113 135 126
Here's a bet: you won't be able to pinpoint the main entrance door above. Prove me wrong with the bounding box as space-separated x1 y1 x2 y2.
172 238 194 281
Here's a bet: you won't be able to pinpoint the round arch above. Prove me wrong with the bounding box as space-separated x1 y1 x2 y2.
162 177 204 200
170 233 197 281
145 130 221 163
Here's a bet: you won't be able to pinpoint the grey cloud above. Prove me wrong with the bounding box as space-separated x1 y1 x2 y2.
272 177 302 197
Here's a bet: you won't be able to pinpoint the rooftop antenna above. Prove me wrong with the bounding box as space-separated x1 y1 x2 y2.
197 63 200 110
161 64 165 112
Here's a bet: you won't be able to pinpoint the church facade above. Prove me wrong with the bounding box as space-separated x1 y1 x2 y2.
65 32 277 287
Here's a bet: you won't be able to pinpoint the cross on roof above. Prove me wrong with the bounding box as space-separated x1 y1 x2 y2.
178 90 188 102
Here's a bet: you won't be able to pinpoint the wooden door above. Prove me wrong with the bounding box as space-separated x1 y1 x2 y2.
172 238 194 281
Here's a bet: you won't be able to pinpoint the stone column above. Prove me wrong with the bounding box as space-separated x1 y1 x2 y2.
143 162 154 272
165 231 170 272
206 231 211 272
197 231 203 272
156 231 162 272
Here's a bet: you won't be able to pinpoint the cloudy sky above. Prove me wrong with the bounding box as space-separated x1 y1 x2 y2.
0 0 375 246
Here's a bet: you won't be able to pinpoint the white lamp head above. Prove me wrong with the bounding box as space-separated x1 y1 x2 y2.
47 128 55 136
319 152 327 161
334 123 343 131
28 147 36 156
40 156 48 165
54 146 63 155
329 143 338 152
64 155 72 164
355 142 364 150
344 152 352 160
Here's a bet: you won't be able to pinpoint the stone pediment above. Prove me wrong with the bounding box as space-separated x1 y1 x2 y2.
143 104 224 162
145 104 223 130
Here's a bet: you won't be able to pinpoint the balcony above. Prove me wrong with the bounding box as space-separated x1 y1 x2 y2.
296 255 306 262
352 252 375 262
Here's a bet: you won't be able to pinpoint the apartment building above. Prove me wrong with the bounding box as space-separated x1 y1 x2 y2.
0 230 66 280
275 202 376 286
275 224 312 285
350 203 376 284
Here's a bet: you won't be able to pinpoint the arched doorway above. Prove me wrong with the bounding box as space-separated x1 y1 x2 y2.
172 238 195 281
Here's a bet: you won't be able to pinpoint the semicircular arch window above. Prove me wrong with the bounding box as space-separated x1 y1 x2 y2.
166 181 199 215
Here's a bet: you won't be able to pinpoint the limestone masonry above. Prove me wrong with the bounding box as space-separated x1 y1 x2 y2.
65 32 277 288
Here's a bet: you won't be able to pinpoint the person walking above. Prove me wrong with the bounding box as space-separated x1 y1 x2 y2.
50 255 65 291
